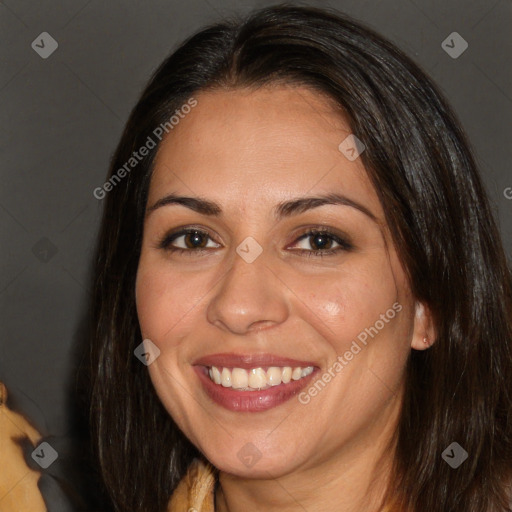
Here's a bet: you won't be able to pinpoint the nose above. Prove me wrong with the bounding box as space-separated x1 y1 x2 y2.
206 249 289 335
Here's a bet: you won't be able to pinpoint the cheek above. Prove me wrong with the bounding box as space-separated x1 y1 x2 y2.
135 257 205 346
303 263 400 351
135 259 208 435
296 263 410 438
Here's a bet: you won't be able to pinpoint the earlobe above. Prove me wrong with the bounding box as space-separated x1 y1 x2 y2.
411 301 436 350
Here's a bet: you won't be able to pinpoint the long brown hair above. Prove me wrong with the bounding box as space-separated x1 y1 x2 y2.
87 4 512 511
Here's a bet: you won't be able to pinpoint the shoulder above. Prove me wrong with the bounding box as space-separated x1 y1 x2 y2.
0 381 46 511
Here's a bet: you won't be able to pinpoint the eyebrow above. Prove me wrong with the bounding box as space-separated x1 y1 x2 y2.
146 192 378 222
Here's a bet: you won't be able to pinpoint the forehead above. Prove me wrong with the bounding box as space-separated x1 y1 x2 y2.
148 85 382 218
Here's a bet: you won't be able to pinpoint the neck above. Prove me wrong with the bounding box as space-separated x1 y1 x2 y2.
215 392 402 512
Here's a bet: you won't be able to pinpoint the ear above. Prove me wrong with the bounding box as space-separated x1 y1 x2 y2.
410 301 437 350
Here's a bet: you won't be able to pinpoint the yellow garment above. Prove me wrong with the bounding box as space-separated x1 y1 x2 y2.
167 457 217 511
0 381 46 512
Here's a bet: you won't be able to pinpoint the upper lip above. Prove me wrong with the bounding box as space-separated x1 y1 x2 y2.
193 353 318 369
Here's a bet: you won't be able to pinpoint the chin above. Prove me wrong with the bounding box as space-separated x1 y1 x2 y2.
199 432 309 479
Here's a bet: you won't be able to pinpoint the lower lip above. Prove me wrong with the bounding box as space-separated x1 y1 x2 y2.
194 366 318 412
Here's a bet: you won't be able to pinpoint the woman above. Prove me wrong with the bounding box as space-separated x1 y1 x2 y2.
88 4 512 511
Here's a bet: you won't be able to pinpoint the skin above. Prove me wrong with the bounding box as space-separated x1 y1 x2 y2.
135 85 436 512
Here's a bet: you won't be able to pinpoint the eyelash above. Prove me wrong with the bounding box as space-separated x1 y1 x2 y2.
156 226 353 258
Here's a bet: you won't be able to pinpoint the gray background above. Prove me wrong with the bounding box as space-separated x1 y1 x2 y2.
1 0 511 509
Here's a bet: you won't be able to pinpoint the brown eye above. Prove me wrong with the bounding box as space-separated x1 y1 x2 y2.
308 232 335 250
290 228 353 257
181 230 209 249
158 228 220 254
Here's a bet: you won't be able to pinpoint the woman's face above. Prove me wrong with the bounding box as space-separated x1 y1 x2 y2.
135 85 431 478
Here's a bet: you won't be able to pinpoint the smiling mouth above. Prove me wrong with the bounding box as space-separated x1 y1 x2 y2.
206 365 315 391
193 353 319 411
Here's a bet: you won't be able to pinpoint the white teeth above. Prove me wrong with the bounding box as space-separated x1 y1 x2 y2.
266 367 282 386
301 367 313 377
248 368 267 389
231 368 249 389
206 365 314 390
221 367 231 387
291 367 302 380
211 366 221 385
